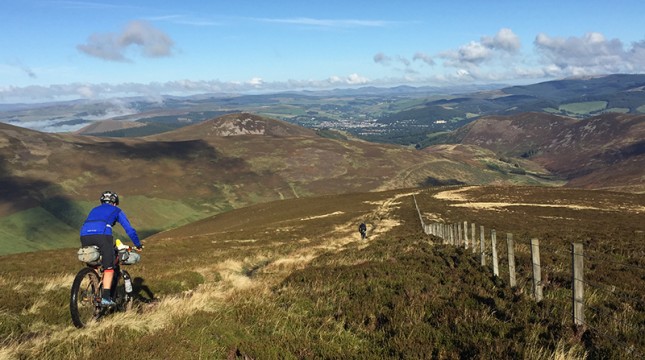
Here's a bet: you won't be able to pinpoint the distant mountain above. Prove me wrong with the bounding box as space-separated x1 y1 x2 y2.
1 113 551 255
451 112 645 192
2 74 644 144
503 74 645 102
152 112 317 139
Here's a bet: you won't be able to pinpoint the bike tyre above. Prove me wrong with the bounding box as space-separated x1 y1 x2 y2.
70 267 101 328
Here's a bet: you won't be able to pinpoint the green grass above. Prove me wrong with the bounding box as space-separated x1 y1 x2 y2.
0 207 80 254
0 197 217 256
603 107 630 113
558 101 607 115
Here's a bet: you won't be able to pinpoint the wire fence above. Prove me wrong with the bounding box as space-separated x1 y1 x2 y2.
412 194 645 357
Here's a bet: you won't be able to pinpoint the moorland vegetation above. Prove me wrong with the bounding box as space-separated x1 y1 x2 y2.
0 186 643 359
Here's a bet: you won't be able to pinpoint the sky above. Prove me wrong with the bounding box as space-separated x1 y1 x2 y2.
1 0 645 104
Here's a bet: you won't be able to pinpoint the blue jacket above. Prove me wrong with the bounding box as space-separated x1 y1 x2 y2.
80 203 141 247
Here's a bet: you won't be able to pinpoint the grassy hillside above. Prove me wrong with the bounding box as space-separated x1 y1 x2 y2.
1 186 642 359
445 113 645 192
1 114 560 256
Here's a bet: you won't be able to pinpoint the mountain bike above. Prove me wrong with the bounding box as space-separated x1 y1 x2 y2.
70 241 141 328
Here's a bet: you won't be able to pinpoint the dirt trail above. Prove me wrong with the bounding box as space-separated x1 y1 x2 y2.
236 190 418 283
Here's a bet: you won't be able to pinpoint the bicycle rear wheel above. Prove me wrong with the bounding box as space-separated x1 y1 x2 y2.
70 267 101 328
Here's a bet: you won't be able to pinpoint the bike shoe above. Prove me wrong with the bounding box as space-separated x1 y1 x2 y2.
100 298 116 307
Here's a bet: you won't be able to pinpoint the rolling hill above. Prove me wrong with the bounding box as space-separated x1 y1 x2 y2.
0 113 554 255
3 74 644 147
448 112 645 192
0 185 642 358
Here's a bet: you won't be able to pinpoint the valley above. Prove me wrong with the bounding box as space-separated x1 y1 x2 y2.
0 74 643 358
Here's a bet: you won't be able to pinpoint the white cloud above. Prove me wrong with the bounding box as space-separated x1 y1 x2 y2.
347 73 369 85
440 28 521 67
373 52 392 65
533 32 645 75
482 28 521 53
0 74 378 103
77 85 95 98
374 52 417 74
248 77 264 86
77 20 175 62
413 52 435 66
328 75 343 84
458 41 492 63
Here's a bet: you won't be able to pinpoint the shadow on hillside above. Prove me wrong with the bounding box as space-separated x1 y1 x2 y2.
0 152 86 217
41 196 86 228
78 139 250 180
593 140 645 163
90 139 219 160
420 177 466 187
0 155 76 217
132 277 156 302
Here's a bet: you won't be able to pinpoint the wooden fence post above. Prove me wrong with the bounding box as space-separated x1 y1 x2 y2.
531 238 543 302
507 233 516 288
454 224 458 246
464 221 469 249
480 225 486 266
444 224 448 242
491 229 499 277
443 224 448 244
458 222 462 247
572 243 585 327
472 223 477 254
452 224 459 246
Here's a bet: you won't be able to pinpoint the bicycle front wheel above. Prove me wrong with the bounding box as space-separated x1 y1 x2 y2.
70 267 101 328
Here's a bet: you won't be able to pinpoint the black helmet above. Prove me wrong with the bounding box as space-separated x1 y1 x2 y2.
100 190 119 205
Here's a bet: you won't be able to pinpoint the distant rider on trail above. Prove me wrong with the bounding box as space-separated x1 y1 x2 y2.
359 222 367 240
80 191 142 307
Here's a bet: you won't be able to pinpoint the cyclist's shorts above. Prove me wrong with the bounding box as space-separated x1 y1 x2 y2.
80 234 114 269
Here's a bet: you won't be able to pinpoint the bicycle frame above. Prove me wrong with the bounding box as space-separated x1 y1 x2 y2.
70 246 137 328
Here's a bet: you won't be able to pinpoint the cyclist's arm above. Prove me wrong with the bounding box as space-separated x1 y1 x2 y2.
117 211 141 247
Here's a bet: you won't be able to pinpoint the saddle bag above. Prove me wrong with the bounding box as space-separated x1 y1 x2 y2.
77 246 101 265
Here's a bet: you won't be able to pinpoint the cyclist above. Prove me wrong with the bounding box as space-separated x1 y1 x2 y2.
358 222 367 240
80 191 142 307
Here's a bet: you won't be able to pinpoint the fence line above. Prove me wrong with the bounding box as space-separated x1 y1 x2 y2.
411 194 644 355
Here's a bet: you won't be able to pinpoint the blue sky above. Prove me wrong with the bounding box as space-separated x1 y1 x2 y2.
1 0 645 103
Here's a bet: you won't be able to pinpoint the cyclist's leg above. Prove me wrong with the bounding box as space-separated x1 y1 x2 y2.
82 234 115 302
